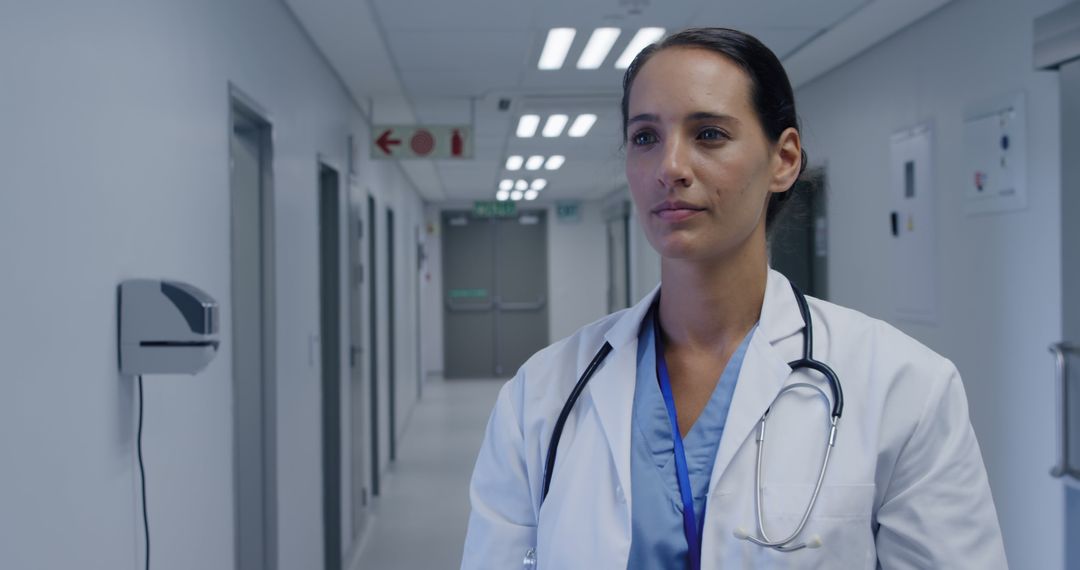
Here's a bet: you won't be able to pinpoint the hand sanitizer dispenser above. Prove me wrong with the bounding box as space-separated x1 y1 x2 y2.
119 279 221 375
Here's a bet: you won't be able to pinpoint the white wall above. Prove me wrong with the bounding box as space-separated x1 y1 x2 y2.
0 1 425 569
795 0 1065 566
547 200 608 342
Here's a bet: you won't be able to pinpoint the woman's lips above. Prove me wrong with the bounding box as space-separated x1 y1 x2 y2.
655 208 705 222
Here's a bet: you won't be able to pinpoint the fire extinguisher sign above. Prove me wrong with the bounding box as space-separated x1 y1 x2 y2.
371 125 473 160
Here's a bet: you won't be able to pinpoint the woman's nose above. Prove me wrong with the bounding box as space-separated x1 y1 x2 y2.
657 139 692 189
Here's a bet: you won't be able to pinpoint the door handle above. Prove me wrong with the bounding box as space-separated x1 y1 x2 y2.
497 297 546 311
1048 342 1080 481
445 300 495 312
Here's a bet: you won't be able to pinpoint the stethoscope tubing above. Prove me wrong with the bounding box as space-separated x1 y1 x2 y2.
540 282 845 553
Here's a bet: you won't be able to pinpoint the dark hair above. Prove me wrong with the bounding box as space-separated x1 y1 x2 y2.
620 28 808 229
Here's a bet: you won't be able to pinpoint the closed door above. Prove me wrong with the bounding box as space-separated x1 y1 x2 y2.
346 200 369 545
318 163 342 570
607 209 631 312
493 212 549 376
769 169 828 299
442 211 548 378
1058 56 1080 568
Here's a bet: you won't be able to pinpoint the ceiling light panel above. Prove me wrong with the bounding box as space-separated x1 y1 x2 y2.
538 28 576 70
577 28 621 69
531 179 547 191
510 190 524 201
568 114 597 138
506 156 523 171
517 115 540 138
524 190 539 201
615 27 666 69
525 155 545 170
496 190 510 201
515 179 528 191
542 114 569 137
499 179 514 191
544 156 565 170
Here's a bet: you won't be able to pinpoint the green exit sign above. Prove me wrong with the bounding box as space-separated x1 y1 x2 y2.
474 200 516 218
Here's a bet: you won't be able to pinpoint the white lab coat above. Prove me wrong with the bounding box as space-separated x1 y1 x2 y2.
462 269 1007 569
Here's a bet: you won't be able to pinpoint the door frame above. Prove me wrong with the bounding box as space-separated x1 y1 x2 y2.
228 84 278 570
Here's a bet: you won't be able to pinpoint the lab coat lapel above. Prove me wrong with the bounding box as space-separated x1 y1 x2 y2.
584 285 660 510
709 269 804 488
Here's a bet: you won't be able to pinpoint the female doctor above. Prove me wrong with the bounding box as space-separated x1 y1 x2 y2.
462 28 1007 569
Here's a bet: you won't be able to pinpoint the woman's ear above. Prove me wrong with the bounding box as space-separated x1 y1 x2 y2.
770 127 802 194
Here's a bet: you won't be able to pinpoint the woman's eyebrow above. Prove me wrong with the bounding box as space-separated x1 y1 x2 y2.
627 113 658 125
687 111 740 124
627 112 741 125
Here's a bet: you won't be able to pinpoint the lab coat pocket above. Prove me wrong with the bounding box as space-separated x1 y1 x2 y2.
711 483 878 570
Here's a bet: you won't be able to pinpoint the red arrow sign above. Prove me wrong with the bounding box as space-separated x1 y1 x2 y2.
376 129 401 155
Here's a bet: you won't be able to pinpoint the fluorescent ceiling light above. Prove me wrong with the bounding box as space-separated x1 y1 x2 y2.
568 114 597 138
531 179 547 191
517 114 540 138
506 155 524 171
577 28 621 69
615 27 665 69
515 179 528 191
524 190 539 201
496 190 510 201
510 190 524 201
544 155 565 170
542 114 569 138
538 28 576 70
499 179 514 191
525 155 545 171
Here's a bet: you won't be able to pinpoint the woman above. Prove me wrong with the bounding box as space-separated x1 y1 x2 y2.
462 28 1006 569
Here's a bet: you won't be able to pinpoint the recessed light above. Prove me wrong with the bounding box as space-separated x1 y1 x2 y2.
615 27 665 69
496 190 510 201
516 115 540 138
524 190 539 201
499 179 514 191
510 190 524 201
506 156 524 171
568 114 597 138
577 28 621 69
542 114 569 137
544 156 566 170
531 179 547 191
525 155 545 171
538 28 576 70
515 179 528 191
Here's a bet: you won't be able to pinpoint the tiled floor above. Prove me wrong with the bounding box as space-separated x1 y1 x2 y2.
351 377 504 570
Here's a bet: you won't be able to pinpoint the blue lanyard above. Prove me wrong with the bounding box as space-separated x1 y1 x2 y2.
652 306 704 570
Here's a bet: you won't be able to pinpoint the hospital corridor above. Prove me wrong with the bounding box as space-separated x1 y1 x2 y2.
4 0 1080 568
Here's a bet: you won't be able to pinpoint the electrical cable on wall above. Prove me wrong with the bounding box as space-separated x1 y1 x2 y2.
137 375 149 570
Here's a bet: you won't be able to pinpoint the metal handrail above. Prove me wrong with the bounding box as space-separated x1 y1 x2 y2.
1048 342 1080 481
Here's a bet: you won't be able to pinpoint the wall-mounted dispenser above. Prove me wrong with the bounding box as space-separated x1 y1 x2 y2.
118 279 220 375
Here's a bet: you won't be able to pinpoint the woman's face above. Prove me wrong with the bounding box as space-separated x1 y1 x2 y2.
624 47 799 262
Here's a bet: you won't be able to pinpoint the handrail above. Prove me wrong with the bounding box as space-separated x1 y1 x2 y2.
1048 342 1080 482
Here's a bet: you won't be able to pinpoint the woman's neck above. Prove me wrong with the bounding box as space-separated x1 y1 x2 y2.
657 236 768 352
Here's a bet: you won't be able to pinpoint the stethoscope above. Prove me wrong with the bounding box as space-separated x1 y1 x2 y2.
537 282 844 563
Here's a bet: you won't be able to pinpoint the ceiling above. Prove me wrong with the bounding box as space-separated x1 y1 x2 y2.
284 0 953 203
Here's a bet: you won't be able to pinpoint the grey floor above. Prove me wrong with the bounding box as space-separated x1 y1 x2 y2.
351 377 504 570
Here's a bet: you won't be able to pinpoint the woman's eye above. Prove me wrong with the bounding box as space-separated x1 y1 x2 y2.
632 131 657 146
698 127 728 141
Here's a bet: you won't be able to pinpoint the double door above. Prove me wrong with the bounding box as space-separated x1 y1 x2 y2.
442 210 549 378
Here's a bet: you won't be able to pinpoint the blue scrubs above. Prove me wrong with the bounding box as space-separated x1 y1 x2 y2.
627 313 756 569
